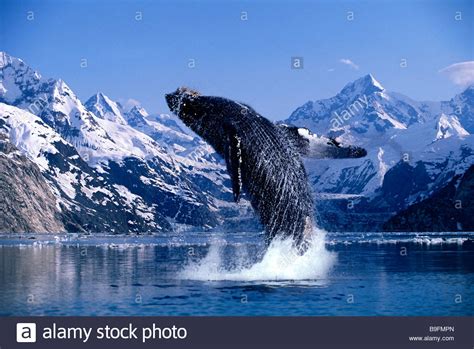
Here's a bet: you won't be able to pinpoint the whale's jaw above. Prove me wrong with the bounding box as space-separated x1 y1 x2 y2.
165 87 202 125
165 93 177 113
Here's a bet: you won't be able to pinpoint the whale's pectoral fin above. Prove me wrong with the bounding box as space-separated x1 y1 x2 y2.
225 129 243 202
278 124 367 159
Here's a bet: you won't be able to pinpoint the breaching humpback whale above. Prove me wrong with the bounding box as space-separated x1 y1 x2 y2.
165 87 366 248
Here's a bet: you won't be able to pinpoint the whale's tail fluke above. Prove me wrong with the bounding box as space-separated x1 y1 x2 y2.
278 124 367 159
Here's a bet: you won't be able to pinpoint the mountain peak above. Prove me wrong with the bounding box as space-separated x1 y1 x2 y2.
0 52 22 69
364 74 384 89
0 52 43 104
53 79 73 93
129 105 148 116
84 92 128 125
123 105 149 127
87 92 113 106
340 74 385 97
0 52 39 77
436 113 469 139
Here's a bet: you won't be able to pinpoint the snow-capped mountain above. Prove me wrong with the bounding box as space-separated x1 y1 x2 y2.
0 102 173 233
1 51 472 233
0 52 256 233
84 92 128 125
285 74 473 231
0 54 168 166
286 74 427 135
435 114 469 140
442 85 474 133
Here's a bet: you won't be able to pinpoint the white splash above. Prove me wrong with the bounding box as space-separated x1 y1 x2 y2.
179 228 336 281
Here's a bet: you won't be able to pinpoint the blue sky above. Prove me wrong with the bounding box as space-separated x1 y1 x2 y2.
1 0 473 119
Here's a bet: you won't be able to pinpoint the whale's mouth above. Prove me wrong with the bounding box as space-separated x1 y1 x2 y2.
165 92 183 114
165 87 200 115
165 95 176 114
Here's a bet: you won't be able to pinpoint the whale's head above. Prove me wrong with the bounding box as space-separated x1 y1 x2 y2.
165 87 203 127
165 87 230 150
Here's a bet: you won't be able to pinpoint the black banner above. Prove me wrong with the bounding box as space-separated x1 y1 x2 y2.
1 317 472 348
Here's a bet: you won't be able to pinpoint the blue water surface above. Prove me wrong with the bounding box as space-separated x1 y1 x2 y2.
0 231 473 316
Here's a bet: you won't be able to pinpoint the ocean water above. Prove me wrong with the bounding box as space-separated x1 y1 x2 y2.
0 230 473 316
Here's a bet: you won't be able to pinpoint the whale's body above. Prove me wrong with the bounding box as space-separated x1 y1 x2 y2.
166 88 366 246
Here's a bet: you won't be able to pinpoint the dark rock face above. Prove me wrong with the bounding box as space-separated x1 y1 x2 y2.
377 161 431 211
315 160 472 232
0 135 65 233
384 165 474 231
